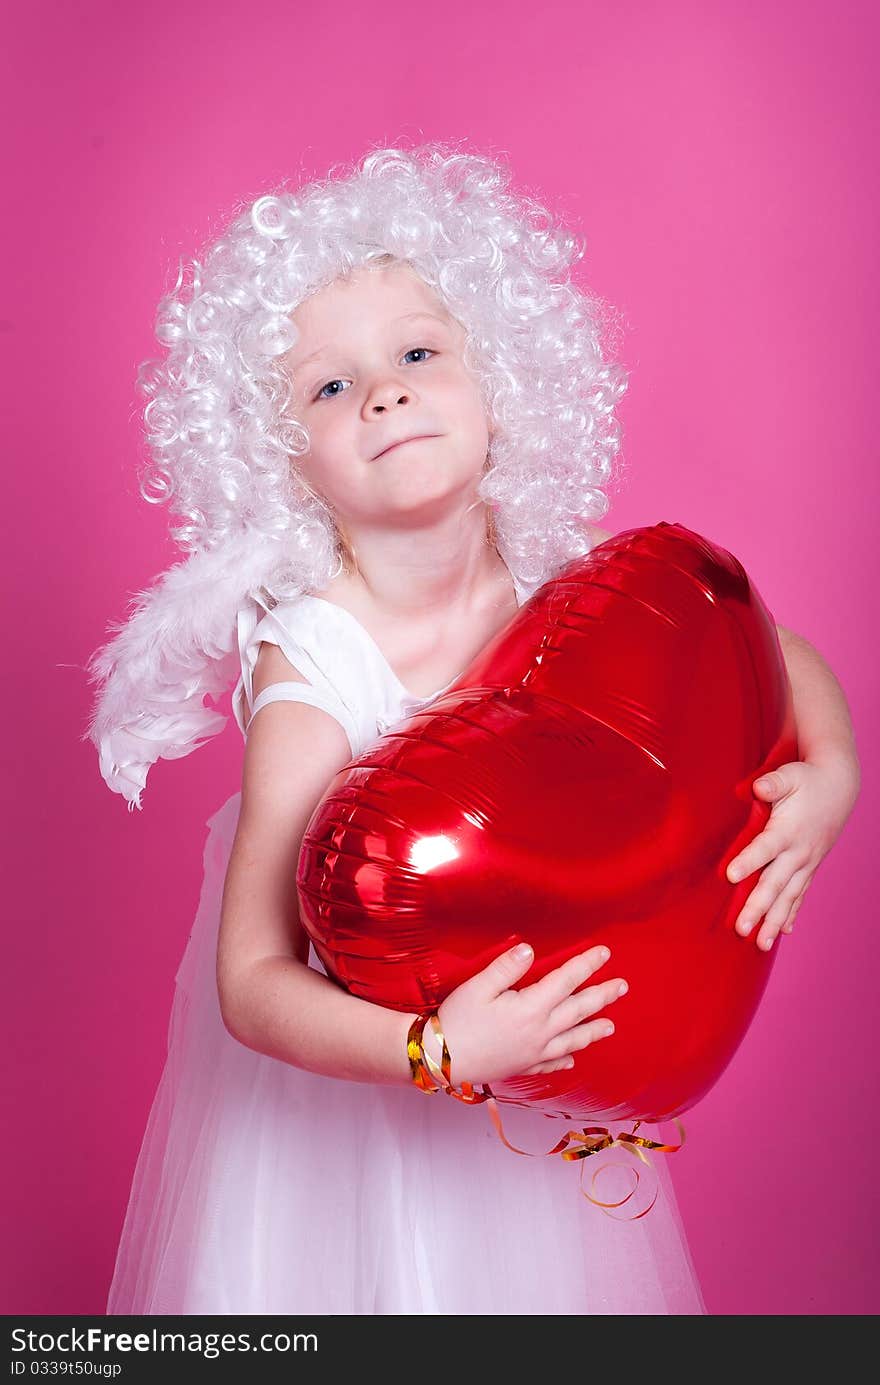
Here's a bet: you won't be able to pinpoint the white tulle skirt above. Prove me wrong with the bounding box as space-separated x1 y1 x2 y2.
106 791 707 1316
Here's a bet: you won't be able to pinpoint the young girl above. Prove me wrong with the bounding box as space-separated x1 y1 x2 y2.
86 144 860 1316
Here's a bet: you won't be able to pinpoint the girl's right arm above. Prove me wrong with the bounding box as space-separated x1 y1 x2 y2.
217 643 627 1090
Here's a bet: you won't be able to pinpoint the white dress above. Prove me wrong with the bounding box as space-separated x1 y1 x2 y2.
106 575 707 1315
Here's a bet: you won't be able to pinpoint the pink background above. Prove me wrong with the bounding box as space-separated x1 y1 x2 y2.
3 0 876 1315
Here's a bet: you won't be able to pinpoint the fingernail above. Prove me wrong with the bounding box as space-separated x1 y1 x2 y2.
728 865 741 883
599 947 610 962
514 943 533 959
617 981 628 996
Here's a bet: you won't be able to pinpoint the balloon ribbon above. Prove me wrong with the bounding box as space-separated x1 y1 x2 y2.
407 1010 685 1220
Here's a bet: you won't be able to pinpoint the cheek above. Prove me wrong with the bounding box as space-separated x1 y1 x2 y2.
437 368 489 427
456 391 492 447
304 405 359 457
306 427 375 498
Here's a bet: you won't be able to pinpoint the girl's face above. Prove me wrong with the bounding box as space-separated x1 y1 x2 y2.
282 262 493 535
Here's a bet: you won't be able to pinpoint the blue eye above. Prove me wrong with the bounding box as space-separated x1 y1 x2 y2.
315 379 347 401
313 347 435 401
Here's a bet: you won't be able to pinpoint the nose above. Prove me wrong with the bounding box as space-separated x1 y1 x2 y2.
363 376 416 415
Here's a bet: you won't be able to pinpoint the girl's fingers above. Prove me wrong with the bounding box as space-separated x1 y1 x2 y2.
526 945 612 1009
755 875 807 950
541 1016 617 1062
520 1056 577 1076
475 942 538 1000
782 894 804 934
552 976 627 1031
735 855 802 937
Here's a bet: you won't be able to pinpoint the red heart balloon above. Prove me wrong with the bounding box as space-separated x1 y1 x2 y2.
297 522 798 1122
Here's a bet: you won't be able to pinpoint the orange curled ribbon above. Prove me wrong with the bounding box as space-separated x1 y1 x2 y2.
407 1010 685 1220
406 1011 496 1104
484 1103 686 1220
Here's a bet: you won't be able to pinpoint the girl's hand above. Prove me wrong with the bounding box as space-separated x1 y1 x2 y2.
726 757 861 952
434 943 627 1089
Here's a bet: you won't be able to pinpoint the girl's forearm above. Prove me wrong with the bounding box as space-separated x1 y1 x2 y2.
780 629 860 782
221 955 435 1088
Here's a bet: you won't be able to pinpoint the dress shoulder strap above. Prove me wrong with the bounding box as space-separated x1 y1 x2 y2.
232 592 393 764
245 681 353 741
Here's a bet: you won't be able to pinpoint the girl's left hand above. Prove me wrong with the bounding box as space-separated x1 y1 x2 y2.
725 759 860 951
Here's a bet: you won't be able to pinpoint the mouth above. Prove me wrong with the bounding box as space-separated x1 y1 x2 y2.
373 434 439 461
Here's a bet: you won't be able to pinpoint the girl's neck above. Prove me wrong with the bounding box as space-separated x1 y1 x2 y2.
327 511 509 625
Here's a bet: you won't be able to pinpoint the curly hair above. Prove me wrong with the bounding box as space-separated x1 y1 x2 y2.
83 140 630 810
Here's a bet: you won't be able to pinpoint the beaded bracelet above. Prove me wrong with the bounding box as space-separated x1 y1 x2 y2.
406 1009 494 1105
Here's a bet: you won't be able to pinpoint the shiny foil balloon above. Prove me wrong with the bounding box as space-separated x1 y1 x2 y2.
297 522 798 1122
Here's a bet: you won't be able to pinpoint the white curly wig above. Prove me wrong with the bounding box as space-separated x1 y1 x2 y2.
83 141 630 811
